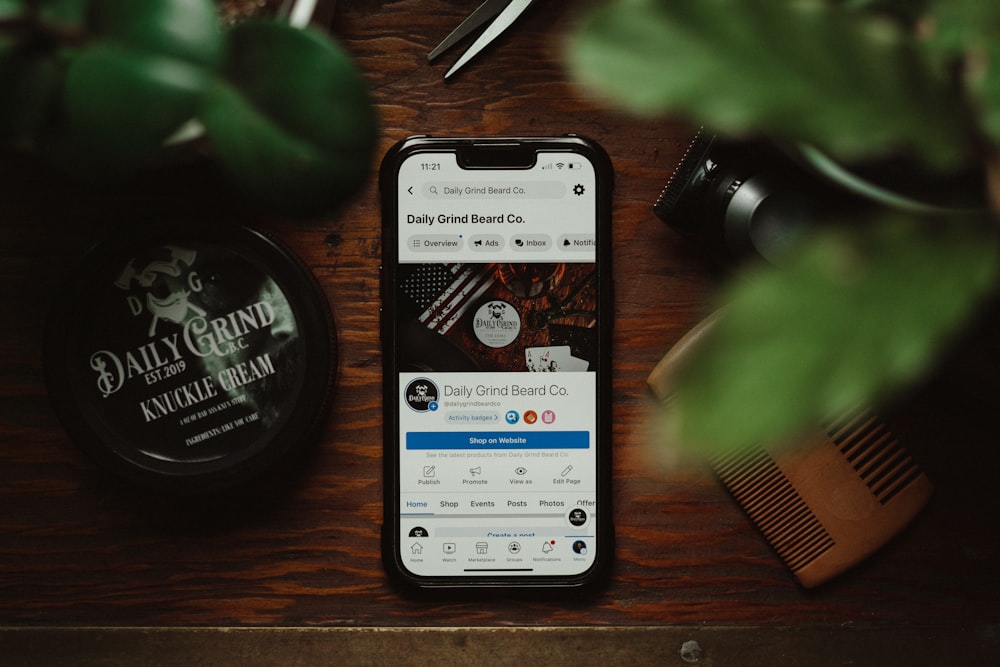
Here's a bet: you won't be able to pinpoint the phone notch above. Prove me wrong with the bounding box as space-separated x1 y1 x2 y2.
457 142 537 169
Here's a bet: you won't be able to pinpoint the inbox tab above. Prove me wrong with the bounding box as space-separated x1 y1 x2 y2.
510 235 552 252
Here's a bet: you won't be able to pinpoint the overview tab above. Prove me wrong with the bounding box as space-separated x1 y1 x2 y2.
407 235 464 252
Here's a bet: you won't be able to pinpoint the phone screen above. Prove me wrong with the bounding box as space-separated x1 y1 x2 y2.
383 138 611 584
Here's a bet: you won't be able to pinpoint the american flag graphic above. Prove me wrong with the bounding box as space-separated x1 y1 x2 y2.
401 263 496 335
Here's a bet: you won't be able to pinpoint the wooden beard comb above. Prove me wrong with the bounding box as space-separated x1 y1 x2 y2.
647 313 933 588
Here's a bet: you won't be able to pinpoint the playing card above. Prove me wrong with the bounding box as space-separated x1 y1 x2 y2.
526 346 589 372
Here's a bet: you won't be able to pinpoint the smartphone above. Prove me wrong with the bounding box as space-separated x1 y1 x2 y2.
379 136 614 588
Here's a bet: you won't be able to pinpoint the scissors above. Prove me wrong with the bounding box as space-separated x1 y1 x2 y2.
428 0 536 79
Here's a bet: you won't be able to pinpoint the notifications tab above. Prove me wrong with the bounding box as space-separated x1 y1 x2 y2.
557 234 596 252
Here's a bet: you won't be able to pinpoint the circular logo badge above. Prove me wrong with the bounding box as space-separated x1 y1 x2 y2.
472 300 521 348
404 378 439 412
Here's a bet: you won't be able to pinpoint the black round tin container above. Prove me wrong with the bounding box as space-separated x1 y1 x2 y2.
45 220 337 494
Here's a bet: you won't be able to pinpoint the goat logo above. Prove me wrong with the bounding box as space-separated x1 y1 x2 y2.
114 245 206 337
404 378 439 412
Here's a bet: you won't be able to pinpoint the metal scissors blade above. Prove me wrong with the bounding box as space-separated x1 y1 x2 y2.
428 0 510 62
429 0 535 79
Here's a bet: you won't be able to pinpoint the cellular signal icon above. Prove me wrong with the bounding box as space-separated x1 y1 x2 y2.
541 163 553 170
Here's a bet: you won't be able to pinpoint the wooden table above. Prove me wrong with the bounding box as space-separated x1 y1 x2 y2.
2 2 999 664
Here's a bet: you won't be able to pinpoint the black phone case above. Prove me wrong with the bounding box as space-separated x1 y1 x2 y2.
378 135 615 589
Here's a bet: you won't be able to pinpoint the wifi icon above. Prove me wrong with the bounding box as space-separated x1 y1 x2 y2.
556 162 565 169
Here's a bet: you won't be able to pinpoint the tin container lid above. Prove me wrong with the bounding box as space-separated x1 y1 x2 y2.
45 220 336 494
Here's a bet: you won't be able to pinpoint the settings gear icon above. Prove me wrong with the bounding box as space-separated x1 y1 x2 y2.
572 184 585 196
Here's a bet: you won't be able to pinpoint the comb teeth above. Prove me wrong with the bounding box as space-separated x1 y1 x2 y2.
653 128 714 222
825 410 923 504
712 447 835 573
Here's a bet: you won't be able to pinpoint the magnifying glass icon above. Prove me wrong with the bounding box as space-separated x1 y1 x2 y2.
429 186 439 195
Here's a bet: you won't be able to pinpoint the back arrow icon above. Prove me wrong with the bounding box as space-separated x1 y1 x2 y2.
407 186 414 195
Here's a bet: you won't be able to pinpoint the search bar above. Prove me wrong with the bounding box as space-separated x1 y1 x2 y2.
423 181 566 199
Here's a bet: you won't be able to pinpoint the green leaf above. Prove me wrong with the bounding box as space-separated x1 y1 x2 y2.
567 0 968 167
924 0 1000 147
41 43 210 178
842 0 931 24
32 0 222 178
89 0 222 68
0 0 20 18
670 215 999 452
1 0 24 49
200 20 377 216
979 49 1000 144
37 0 90 27
922 1 995 59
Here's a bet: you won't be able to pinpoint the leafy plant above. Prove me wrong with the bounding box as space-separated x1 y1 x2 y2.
568 0 1000 452
0 0 377 216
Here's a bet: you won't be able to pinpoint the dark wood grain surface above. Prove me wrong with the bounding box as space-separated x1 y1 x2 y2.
2 0 1000 647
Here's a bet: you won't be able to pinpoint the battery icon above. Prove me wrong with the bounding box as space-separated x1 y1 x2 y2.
567 162 581 169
